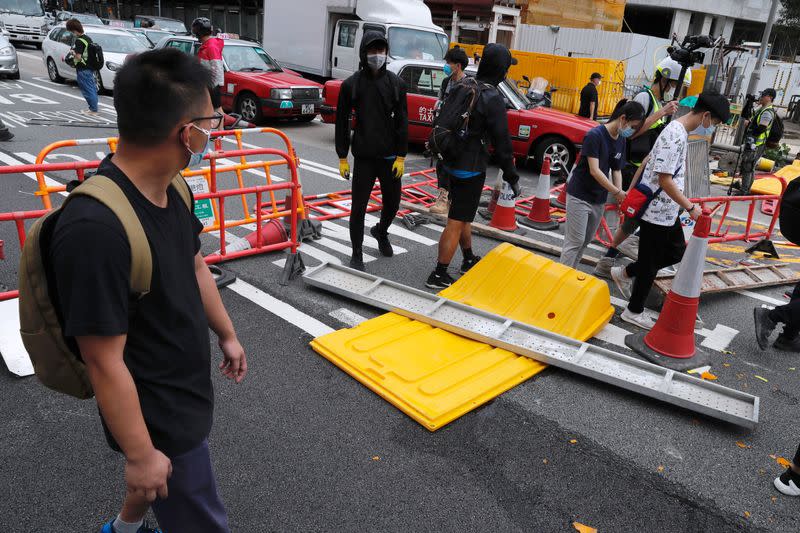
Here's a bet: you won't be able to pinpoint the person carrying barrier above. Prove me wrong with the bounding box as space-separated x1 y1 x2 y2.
594 58 690 278
335 30 408 271
429 46 469 215
46 49 245 532
66 18 99 116
611 91 730 330
558 100 644 269
424 43 521 289
193 17 225 115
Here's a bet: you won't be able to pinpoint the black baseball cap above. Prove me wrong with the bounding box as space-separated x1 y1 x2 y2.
760 88 777 99
590 72 602 80
695 91 731 123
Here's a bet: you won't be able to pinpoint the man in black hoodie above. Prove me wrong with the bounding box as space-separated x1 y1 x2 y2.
425 43 520 289
336 31 409 270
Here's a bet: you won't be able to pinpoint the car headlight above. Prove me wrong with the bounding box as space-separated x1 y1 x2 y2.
270 88 292 100
0 46 13 56
105 61 122 71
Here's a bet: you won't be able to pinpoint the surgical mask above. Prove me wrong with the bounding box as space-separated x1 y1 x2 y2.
691 114 716 137
443 63 453 77
366 53 386 71
620 126 636 138
185 125 212 168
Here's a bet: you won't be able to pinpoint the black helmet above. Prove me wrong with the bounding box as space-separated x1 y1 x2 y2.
191 17 213 38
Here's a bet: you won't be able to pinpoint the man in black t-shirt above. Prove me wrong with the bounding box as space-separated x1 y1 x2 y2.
48 49 244 533
66 18 99 115
578 73 601 120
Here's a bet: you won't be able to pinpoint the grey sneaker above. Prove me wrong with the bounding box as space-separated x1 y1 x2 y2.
593 256 615 279
620 308 655 330
610 265 633 299
617 234 639 259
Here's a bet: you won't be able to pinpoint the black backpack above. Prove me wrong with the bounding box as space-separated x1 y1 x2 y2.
78 37 104 71
767 113 784 148
780 177 800 245
427 77 487 161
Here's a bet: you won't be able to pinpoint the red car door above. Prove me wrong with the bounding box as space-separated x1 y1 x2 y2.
398 64 445 143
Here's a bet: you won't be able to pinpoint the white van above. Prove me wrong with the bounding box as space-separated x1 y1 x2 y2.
0 0 50 48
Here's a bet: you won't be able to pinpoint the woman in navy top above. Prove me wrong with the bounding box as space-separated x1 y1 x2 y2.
559 100 645 269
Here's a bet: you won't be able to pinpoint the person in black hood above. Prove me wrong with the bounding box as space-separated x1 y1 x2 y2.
335 30 408 270
425 43 520 289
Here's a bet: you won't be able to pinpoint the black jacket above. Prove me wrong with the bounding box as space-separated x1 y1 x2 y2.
335 31 409 160
445 43 519 184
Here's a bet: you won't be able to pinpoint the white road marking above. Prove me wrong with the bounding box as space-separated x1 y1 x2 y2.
215 157 284 182
0 151 66 196
18 79 115 111
273 243 341 268
363 213 438 246
737 290 785 307
0 113 28 128
320 220 408 254
328 308 368 327
593 322 629 348
0 298 34 377
699 324 739 352
313 236 376 262
226 279 334 338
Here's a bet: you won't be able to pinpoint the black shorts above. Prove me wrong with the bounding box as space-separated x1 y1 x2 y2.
210 86 222 109
447 171 486 222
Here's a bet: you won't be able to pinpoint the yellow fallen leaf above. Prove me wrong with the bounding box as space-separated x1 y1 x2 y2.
755 375 769 382
771 496 778 503
777 457 791 468
744 511 751 519
372 456 380 461
700 371 718 381
657 465 665 473
790 367 796 371
573 522 597 533
735 441 751 449
569 439 577 444
723 363 731 367
543 459 548 464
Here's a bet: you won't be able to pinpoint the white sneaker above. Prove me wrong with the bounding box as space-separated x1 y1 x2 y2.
617 234 639 259
620 308 655 330
610 265 633 299
593 256 615 279
775 470 800 497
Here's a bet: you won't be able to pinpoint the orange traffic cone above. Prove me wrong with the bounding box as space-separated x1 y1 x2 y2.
625 209 713 371
489 180 519 232
520 157 558 230
225 219 288 252
479 172 504 220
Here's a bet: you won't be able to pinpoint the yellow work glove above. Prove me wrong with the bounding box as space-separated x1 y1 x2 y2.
339 158 351 180
392 156 405 179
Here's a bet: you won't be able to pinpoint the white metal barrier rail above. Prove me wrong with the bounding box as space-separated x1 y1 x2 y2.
304 262 759 428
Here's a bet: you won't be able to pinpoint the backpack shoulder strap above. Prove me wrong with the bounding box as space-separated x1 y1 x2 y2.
170 174 192 211
68 176 152 296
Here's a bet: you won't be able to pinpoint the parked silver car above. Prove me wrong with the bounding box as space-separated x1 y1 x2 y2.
0 34 19 80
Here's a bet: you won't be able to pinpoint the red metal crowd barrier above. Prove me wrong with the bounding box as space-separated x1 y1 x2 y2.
0 148 303 301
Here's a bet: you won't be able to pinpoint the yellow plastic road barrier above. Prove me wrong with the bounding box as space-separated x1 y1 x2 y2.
441 243 614 340
310 243 614 430
311 314 546 431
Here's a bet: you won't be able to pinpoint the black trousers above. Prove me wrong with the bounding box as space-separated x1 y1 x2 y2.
350 157 400 251
625 218 686 314
770 282 800 339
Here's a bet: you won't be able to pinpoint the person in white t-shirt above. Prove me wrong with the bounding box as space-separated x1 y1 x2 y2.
610 91 731 330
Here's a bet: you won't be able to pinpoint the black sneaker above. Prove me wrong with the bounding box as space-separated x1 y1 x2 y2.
370 225 393 257
774 468 800 496
460 255 481 274
426 270 455 289
753 308 777 350
774 335 800 352
349 250 365 271
0 129 13 142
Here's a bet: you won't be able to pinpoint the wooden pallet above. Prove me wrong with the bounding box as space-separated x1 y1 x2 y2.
655 263 799 294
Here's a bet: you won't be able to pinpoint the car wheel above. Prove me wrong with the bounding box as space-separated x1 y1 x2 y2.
532 135 574 174
236 93 262 124
47 58 64 83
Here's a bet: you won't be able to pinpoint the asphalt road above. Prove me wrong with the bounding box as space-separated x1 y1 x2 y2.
0 45 798 532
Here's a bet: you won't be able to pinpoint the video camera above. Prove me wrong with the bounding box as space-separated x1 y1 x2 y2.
668 34 715 68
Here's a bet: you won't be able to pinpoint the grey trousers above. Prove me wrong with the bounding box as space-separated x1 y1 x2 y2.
559 194 605 269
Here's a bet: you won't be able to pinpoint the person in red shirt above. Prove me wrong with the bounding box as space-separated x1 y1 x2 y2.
192 18 225 115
